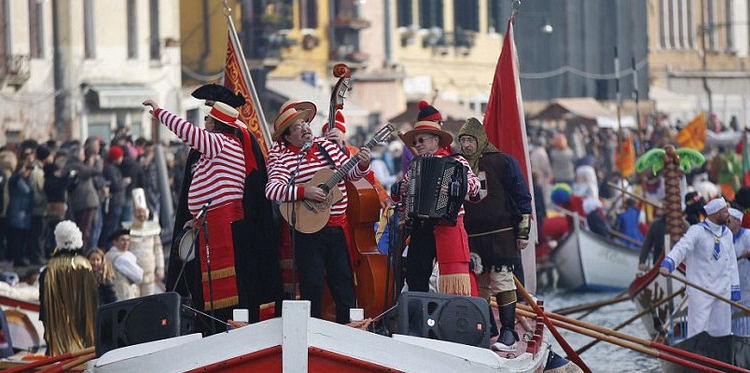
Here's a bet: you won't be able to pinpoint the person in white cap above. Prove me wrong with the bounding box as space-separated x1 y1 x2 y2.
728 207 750 335
660 197 740 338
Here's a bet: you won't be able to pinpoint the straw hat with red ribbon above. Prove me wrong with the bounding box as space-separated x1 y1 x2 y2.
272 100 317 141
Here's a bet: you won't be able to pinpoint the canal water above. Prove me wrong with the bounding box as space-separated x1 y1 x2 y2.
540 289 661 372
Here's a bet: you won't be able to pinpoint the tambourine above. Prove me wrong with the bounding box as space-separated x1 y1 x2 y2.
173 228 197 262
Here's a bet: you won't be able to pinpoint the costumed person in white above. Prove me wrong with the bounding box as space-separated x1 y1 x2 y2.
728 207 750 335
128 188 164 296
660 197 740 338
104 228 143 300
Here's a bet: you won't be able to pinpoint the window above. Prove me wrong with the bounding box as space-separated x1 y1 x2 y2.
487 0 505 33
127 0 137 59
84 0 95 59
418 0 443 29
707 0 717 51
28 0 44 58
299 0 317 29
149 0 160 61
397 0 412 27
1 0 8 62
724 0 733 51
659 0 695 50
454 0 478 32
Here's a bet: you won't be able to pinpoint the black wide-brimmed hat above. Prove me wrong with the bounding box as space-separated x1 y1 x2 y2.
191 84 246 108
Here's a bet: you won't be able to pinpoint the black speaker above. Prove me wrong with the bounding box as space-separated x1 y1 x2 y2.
95 292 181 357
395 291 490 348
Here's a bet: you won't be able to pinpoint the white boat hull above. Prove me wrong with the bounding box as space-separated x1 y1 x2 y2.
92 300 551 373
552 218 640 291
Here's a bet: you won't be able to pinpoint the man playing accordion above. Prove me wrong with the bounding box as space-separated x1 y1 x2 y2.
392 120 480 296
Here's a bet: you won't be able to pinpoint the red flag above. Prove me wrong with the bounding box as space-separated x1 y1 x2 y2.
484 19 532 188
483 18 537 291
223 21 271 156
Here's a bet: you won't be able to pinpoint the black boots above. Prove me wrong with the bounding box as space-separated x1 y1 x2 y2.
492 301 519 352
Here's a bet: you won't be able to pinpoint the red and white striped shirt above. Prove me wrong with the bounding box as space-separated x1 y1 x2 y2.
156 108 246 216
265 137 368 218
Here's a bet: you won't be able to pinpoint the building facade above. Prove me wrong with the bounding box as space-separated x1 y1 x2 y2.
647 0 750 125
0 0 181 145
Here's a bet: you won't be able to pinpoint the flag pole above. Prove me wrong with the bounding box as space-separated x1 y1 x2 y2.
222 1 272 148
614 47 626 208
632 56 642 157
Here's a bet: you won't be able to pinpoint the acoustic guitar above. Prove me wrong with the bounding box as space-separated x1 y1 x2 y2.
280 124 394 233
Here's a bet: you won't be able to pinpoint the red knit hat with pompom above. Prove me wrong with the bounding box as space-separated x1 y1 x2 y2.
417 100 442 122
322 110 347 134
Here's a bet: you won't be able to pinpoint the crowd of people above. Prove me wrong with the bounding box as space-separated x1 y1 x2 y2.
7 82 750 356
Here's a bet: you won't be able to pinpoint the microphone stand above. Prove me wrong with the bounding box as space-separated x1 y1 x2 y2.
197 202 214 334
285 149 308 303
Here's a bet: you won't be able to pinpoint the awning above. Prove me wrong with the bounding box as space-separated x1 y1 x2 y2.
86 84 153 109
596 116 637 128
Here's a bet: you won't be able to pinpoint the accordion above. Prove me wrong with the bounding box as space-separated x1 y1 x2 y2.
405 156 468 225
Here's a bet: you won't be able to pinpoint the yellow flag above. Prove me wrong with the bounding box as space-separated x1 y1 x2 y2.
676 112 706 151
616 135 636 177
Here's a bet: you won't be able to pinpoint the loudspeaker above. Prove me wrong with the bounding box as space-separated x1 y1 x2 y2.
394 291 490 348
95 292 181 357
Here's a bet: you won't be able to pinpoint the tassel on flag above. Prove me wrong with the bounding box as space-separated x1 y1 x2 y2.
223 15 272 155
483 17 537 292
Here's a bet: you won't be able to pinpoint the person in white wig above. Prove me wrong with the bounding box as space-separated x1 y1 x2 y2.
39 220 99 355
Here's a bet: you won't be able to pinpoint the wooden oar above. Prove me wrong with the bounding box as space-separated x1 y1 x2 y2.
3 346 96 373
517 304 750 373
552 292 630 316
607 182 663 209
516 308 731 373
513 275 592 373
575 286 686 355
610 230 643 247
664 272 750 314
36 352 96 373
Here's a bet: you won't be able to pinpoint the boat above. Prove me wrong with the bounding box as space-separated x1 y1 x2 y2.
90 299 552 373
629 263 750 371
550 211 641 291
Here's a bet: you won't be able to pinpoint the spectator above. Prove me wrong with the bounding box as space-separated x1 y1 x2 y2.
104 228 142 300
615 198 644 249
87 248 117 305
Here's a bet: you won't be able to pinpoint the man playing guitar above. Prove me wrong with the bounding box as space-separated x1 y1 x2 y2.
265 100 371 323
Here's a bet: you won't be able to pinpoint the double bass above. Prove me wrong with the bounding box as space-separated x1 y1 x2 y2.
320 64 393 320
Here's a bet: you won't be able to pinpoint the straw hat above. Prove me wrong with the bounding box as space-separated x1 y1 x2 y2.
401 120 453 148
202 102 242 129
272 100 317 141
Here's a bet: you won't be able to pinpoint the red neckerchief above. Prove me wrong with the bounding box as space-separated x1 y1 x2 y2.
434 147 452 156
287 142 317 163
